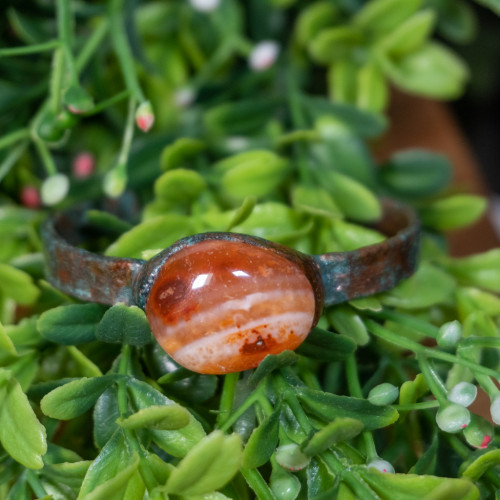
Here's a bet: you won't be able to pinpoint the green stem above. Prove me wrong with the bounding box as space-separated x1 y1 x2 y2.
109 0 145 102
0 129 30 152
218 391 260 432
217 372 240 428
365 319 500 379
241 467 277 500
57 0 73 48
0 40 60 57
345 356 377 460
0 141 28 184
75 18 109 72
391 400 440 411
33 138 57 176
417 355 448 405
117 97 136 167
367 309 439 338
460 337 500 350
83 90 130 116
26 470 47 498
117 344 131 416
49 48 65 113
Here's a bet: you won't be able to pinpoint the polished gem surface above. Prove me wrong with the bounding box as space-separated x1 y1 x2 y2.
145 239 316 374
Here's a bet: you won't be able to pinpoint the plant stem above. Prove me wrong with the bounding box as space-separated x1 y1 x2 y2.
346 355 377 459
218 391 260 432
241 467 277 500
217 372 239 428
417 355 448 405
366 309 439 338
0 142 28 184
33 138 57 176
109 0 145 102
75 18 109 72
0 129 30 152
83 90 130 116
365 319 500 379
117 344 131 416
117 97 136 166
0 40 60 57
391 400 440 411
26 470 47 498
49 48 65 113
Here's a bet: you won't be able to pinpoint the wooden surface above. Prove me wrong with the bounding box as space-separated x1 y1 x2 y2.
373 90 499 257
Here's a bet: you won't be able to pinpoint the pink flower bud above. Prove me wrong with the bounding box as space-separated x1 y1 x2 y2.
72 152 95 179
20 186 41 209
189 0 220 12
135 101 155 132
367 458 395 474
249 41 280 72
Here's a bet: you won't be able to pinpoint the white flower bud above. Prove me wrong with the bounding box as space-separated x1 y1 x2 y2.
249 41 280 71
174 88 196 108
437 320 462 347
41 174 69 206
275 444 310 472
436 403 471 433
490 393 500 425
367 458 395 474
448 382 477 408
103 167 127 199
189 0 220 12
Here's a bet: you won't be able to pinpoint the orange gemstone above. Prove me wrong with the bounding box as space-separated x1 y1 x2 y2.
145 239 316 374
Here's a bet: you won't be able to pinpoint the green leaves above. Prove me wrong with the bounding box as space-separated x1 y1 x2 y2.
216 150 289 202
165 431 242 496
0 369 47 469
295 327 356 361
105 214 194 258
96 304 152 346
37 304 106 345
160 137 206 171
419 194 487 230
41 376 117 420
118 404 191 431
77 430 139 500
379 42 468 99
296 386 399 430
0 262 39 305
154 168 206 207
243 411 280 469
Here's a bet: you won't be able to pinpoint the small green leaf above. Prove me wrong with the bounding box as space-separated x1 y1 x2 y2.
41 376 117 420
419 194 487 231
118 404 190 431
442 249 500 293
218 150 289 202
0 370 47 469
381 263 455 309
291 186 342 219
328 59 359 105
302 418 364 456
309 26 362 64
349 297 382 311
225 196 257 230
295 1 340 46
295 327 356 361
379 42 468 99
128 379 206 457
37 304 106 345
461 449 500 481
456 287 500 318
243 411 280 469
249 350 299 387
296 386 399 430
105 214 194 258
0 262 39 305
96 304 152 346
322 170 382 223
357 62 388 113
77 430 138 500
166 431 243 496
354 0 423 38
377 10 436 57
154 168 206 206
327 305 370 345
93 386 120 449
0 320 17 357
331 219 385 251
436 0 477 44
160 137 206 171
378 150 452 198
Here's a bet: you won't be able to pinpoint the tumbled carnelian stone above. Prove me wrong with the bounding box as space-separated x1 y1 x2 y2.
145 239 316 374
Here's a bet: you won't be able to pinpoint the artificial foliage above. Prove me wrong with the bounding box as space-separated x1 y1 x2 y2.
1 0 500 498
